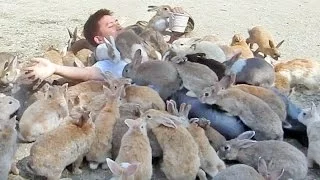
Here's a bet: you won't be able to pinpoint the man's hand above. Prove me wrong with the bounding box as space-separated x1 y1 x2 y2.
20 58 56 84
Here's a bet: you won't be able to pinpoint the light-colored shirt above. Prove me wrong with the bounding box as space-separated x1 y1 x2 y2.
93 59 128 78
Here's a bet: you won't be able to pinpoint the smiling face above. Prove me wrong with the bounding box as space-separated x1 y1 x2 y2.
93 15 123 45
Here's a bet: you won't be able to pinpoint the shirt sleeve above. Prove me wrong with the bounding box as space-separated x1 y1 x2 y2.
93 60 128 78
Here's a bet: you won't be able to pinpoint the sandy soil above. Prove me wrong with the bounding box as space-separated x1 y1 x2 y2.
1 0 320 179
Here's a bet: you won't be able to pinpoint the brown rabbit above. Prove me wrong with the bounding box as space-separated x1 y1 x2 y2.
27 107 95 180
199 74 283 141
230 34 254 59
86 85 123 170
106 158 140 180
194 117 226 151
112 103 142 159
122 85 165 111
234 84 289 128
112 118 152 180
18 83 69 142
246 26 284 60
141 109 200 180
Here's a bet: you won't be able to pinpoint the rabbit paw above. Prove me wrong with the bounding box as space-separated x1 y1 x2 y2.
89 162 99 170
72 168 82 175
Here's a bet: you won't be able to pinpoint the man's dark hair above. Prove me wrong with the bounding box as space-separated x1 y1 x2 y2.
83 9 113 47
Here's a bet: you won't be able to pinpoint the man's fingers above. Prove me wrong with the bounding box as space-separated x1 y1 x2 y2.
23 72 36 79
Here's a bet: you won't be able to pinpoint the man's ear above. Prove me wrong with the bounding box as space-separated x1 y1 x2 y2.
94 36 104 45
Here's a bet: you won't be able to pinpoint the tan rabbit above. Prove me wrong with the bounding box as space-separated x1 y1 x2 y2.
0 116 19 179
76 48 94 66
230 34 254 59
234 84 289 128
193 117 226 151
0 55 21 88
27 107 95 180
18 83 69 142
139 27 170 56
111 118 152 180
0 52 16 76
106 158 140 180
297 102 320 168
199 74 283 141
274 58 320 95
141 109 200 180
166 100 226 178
122 85 165 111
86 85 123 170
246 26 284 60
112 103 142 159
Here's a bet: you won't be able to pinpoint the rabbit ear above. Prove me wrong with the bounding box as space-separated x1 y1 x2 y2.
72 27 78 42
236 139 257 149
124 119 137 128
258 157 268 176
269 169 284 180
219 74 236 89
147 5 159 11
166 100 178 115
7 56 18 71
67 28 73 38
109 36 116 47
160 117 177 128
189 118 199 124
311 102 318 116
236 131 255 140
276 40 285 48
179 103 191 118
103 85 113 95
269 40 275 48
133 49 142 67
123 162 140 176
106 158 123 176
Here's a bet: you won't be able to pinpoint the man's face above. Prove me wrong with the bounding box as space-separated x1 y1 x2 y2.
94 15 122 45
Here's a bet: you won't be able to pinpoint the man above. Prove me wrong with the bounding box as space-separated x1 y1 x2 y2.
22 7 188 83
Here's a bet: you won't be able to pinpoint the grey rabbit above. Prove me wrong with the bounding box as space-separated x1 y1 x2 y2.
223 55 275 87
122 49 182 100
217 131 308 180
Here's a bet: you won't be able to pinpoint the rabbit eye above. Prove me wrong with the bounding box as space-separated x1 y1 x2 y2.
180 43 184 46
204 92 209 97
5 73 9 76
303 112 307 116
163 7 168 10
48 95 52 98
224 145 230 151
8 101 12 104
147 115 151 119
125 69 128 73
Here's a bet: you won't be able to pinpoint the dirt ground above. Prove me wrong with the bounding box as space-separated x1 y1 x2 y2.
1 0 320 179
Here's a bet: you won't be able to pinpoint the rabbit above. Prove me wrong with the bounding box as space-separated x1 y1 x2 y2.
297 102 320 167
147 5 172 35
26 107 95 180
230 34 254 59
0 55 20 86
274 58 320 95
62 27 95 54
199 74 283 141
122 49 182 100
116 29 160 62
95 36 121 62
122 85 166 111
171 87 248 140
170 37 227 62
106 158 140 180
124 20 148 35
0 52 16 75
214 157 284 180
234 84 289 128
166 100 226 177
111 118 152 180
112 103 143 158
0 93 20 120
86 85 123 170
75 48 94 66
223 54 275 87
169 55 219 98
185 53 226 80
141 108 201 180
217 131 308 180
246 26 284 60
139 27 170 56
18 83 69 142
0 116 19 179
193 117 226 151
